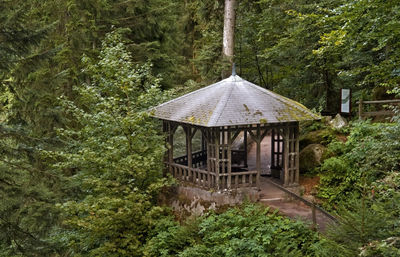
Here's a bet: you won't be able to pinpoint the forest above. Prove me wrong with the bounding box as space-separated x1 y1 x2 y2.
1 0 400 256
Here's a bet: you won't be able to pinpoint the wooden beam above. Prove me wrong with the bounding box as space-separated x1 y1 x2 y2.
168 122 174 176
295 124 300 185
244 129 248 167
231 128 241 143
162 121 168 176
271 129 275 168
358 99 363 120
260 128 269 141
247 129 259 143
206 129 213 188
356 99 400 104
215 128 220 190
190 128 198 140
256 125 261 189
185 126 193 182
283 126 290 187
227 127 232 189
363 110 395 117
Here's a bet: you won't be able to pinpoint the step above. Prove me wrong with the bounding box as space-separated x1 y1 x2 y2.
259 197 283 202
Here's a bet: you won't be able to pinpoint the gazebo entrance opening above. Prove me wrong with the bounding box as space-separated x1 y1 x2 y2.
164 121 300 190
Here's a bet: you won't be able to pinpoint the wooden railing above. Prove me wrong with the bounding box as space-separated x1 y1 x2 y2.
167 162 216 189
174 150 207 167
219 170 258 189
264 178 337 230
168 162 257 190
192 150 207 168
171 150 256 190
173 155 187 165
358 99 400 120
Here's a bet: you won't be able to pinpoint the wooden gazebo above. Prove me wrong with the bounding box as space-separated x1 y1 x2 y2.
150 74 319 190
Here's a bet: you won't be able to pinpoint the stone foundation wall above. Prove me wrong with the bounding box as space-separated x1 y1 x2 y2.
168 186 260 217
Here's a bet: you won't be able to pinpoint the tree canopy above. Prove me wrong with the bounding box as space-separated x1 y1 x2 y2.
1 0 400 256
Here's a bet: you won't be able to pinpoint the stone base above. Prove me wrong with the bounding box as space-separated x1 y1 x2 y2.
167 186 260 217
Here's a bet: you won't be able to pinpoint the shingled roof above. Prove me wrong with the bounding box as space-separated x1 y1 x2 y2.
150 74 320 127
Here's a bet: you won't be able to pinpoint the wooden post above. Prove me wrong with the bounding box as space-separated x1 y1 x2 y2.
244 129 248 167
277 129 281 167
186 126 193 182
256 125 261 189
215 127 220 191
206 129 212 188
312 203 317 231
168 122 175 177
162 121 168 177
227 127 232 189
295 124 300 185
359 99 363 120
221 127 226 189
271 129 275 168
283 126 290 187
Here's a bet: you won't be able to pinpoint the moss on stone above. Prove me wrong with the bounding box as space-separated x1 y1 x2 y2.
299 144 327 173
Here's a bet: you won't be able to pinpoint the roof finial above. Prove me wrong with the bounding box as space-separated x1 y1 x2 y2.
232 63 237 76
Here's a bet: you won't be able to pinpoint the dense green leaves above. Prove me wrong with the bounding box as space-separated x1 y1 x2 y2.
2 0 400 256
0 125 64 256
146 204 324 257
318 120 400 206
49 31 173 256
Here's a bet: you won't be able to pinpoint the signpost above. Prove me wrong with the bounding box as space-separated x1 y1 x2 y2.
340 89 351 114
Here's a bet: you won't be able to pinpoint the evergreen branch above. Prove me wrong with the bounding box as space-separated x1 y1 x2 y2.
0 216 38 241
0 178 13 186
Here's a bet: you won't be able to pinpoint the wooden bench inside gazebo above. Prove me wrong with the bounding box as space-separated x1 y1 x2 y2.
150 72 319 191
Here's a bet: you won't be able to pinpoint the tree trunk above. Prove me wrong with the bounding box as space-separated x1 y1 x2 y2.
222 0 236 78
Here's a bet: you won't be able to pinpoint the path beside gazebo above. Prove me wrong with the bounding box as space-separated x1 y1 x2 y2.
247 141 335 231
258 177 334 231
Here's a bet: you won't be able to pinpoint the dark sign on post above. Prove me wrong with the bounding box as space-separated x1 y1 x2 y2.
341 89 351 114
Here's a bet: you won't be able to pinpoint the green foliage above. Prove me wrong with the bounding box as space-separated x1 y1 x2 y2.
49 30 173 256
145 203 323 257
187 0 226 82
321 172 400 256
0 0 46 72
318 120 400 206
234 0 344 112
2 1 400 256
0 125 64 256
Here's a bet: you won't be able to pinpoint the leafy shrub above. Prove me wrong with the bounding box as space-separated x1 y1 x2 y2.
49 30 174 256
317 120 400 207
145 203 324 257
322 172 400 257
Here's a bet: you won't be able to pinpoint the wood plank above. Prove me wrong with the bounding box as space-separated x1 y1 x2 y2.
271 129 275 168
295 124 300 184
220 170 258 176
215 128 220 190
357 99 400 104
227 128 232 189
244 129 248 167
283 126 290 186
363 110 394 117
235 174 238 189
168 122 174 176
256 125 261 189
186 126 193 182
